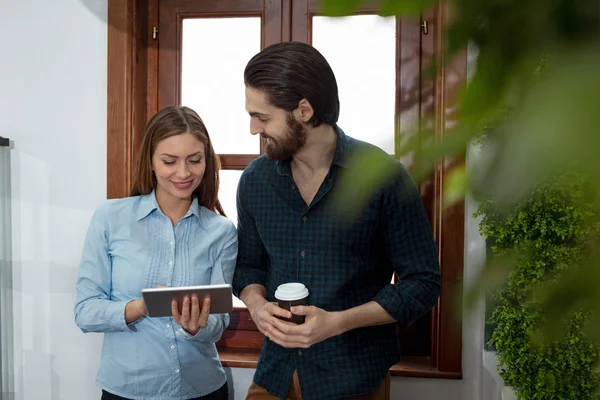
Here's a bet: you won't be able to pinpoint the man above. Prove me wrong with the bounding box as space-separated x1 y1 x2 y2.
232 41 441 400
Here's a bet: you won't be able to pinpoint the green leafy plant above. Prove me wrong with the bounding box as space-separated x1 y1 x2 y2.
476 174 600 399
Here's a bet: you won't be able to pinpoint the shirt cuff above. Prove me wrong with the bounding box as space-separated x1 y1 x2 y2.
175 315 218 340
232 269 267 298
176 327 195 339
111 300 137 331
372 284 409 325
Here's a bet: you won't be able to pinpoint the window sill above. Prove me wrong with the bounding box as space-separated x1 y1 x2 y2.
218 350 462 379
219 348 262 369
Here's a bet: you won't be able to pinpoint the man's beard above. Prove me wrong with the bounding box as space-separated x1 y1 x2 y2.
264 114 307 161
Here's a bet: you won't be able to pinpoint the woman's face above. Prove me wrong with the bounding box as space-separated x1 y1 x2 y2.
152 132 206 202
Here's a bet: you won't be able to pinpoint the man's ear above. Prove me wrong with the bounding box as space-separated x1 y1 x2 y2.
294 98 314 123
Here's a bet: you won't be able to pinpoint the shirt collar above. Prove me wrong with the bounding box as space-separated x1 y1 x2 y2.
187 197 203 224
276 124 351 176
331 124 351 168
136 190 204 227
136 191 159 221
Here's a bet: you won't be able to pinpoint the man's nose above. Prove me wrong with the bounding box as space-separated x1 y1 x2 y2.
249 119 262 135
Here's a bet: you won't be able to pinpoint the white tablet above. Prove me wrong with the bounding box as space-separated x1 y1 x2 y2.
141 284 233 318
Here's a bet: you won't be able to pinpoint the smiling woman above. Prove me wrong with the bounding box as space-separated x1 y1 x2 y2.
75 105 237 399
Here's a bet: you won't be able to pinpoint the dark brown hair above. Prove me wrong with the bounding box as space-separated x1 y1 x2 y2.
130 105 225 216
244 41 340 127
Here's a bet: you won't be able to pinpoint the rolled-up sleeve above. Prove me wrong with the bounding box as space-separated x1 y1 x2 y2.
372 164 441 326
74 202 134 333
178 221 238 342
232 171 269 298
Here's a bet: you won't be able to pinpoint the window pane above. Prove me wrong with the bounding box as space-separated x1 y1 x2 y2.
312 15 396 154
219 169 242 226
181 18 261 154
218 169 246 308
232 295 246 308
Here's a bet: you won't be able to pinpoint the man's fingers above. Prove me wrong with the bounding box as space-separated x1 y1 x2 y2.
290 305 314 316
263 321 290 342
264 325 287 344
255 302 294 338
267 333 312 349
264 302 292 319
270 315 298 334
281 321 313 337
264 321 311 347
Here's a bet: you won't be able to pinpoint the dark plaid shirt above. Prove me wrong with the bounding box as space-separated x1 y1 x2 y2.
232 126 441 400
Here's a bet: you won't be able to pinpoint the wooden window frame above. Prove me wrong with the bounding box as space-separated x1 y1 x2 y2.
107 0 465 379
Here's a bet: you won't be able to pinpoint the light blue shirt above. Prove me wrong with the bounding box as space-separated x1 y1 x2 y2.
74 192 237 400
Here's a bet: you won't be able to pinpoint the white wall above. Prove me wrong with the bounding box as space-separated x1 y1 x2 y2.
0 0 498 398
1 0 107 398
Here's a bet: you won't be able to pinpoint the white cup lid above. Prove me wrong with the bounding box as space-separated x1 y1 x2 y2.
275 283 309 301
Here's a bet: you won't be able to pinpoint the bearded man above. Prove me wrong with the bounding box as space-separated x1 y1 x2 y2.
232 41 441 400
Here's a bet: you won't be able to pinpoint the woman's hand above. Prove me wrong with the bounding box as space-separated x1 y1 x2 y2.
172 296 211 336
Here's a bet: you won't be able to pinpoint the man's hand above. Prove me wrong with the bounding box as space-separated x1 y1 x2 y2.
172 296 211 336
249 301 294 337
265 305 343 348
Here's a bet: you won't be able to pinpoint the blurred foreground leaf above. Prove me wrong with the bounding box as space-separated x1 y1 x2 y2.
443 165 468 208
330 146 399 218
470 43 600 210
321 0 435 16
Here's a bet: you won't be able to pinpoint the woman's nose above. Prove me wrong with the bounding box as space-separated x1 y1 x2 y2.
177 162 190 178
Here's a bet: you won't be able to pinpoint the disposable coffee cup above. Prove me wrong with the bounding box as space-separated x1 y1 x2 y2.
274 283 309 324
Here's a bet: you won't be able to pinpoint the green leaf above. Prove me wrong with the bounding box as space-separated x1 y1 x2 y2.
319 0 434 16
380 0 436 16
320 0 366 16
443 165 468 208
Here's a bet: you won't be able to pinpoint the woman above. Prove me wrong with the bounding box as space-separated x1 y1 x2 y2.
75 106 236 400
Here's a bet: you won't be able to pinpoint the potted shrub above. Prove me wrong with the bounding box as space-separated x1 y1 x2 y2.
476 173 600 399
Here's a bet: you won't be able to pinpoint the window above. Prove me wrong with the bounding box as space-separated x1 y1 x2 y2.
180 17 262 156
179 15 260 234
311 15 396 154
107 0 465 378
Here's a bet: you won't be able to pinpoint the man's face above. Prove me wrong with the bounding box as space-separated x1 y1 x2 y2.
245 87 306 160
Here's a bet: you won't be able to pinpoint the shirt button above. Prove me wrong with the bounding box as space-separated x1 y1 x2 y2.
297 350 302 355
168 261 173 266
166 324 171 328
291 185 296 190
170 345 176 350
302 216 307 221
175 369 180 374
300 251 305 257
169 241 174 247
